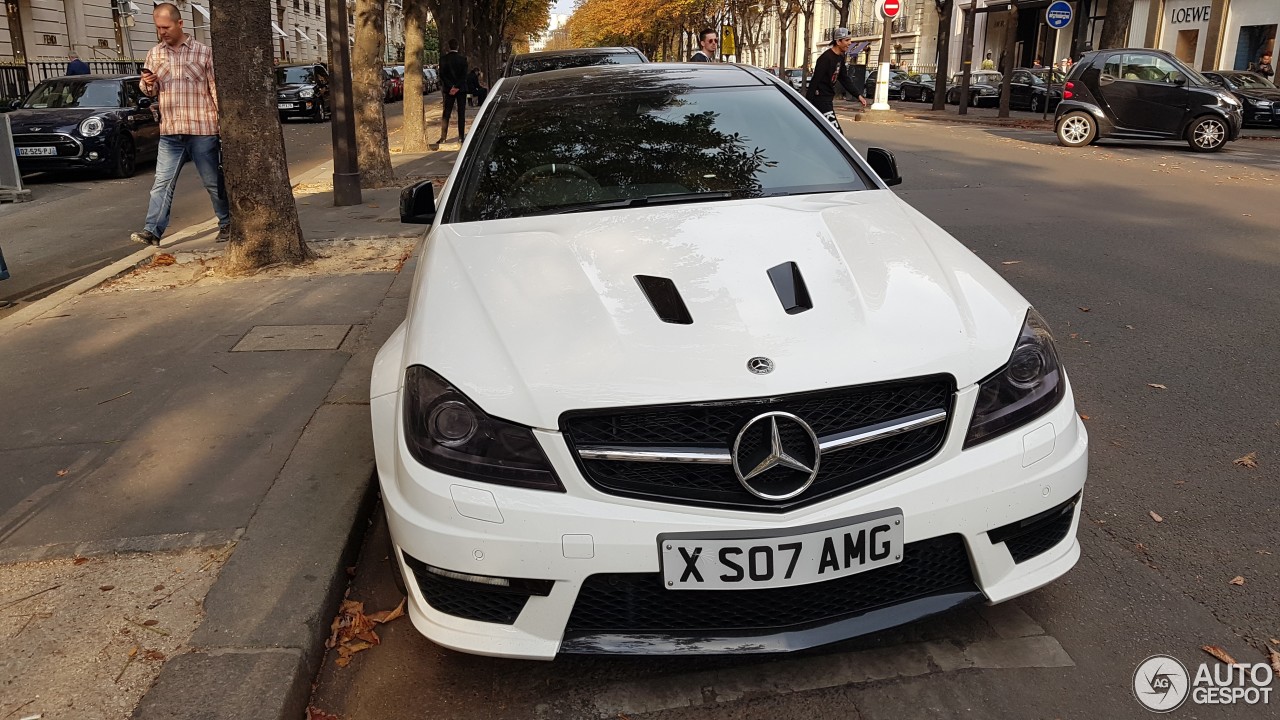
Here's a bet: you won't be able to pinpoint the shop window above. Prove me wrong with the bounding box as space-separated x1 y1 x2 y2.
1233 25 1277 71
1175 30 1199 65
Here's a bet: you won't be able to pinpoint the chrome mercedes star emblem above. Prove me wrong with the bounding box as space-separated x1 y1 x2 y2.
731 411 821 500
747 356 774 375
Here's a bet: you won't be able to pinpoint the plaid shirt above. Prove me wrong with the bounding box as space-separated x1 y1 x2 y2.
140 35 219 136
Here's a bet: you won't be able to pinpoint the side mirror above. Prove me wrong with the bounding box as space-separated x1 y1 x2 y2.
138 97 152 109
0 98 17 112
400 179 437 224
1170 72 1186 86
866 147 902 187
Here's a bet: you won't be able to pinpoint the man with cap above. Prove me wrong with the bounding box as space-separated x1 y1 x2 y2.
806 28 868 132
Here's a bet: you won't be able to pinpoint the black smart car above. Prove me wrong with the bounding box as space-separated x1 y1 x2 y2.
276 63 330 121
1202 70 1280 127
1055 48 1242 152
8 75 159 178
502 47 648 78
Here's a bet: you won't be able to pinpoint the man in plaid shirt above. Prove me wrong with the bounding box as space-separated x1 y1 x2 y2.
131 2 231 246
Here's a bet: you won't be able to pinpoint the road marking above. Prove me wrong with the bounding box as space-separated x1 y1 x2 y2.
536 603 1073 719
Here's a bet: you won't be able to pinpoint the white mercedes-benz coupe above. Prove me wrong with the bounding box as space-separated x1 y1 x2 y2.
372 63 1088 659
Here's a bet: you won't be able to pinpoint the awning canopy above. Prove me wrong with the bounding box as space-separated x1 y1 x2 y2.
271 21 288 38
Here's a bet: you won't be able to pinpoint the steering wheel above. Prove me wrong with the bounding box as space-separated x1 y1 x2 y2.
514 163 596 187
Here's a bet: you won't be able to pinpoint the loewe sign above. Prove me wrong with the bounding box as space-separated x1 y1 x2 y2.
1170 5 1211 24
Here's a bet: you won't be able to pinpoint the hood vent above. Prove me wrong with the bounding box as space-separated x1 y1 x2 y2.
767 262 812 315
635 275 693 325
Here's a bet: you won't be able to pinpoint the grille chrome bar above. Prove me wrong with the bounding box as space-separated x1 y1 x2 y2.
577 408 947 464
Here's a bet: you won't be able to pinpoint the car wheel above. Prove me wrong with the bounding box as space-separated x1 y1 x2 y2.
111 135 137 178
924 90 933 104
316 102 330 122
1031 95 1042 113
1187 116 1228 152
1056 111 1097 148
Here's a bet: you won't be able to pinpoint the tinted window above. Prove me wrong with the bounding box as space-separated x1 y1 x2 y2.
276 66 317 84
455 85 869 222
1223 72 1275 89
22 79 124 108
509 52 642 76
1103 53 1205 85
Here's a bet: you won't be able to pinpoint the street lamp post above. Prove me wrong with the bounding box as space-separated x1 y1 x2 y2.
326 0 361 206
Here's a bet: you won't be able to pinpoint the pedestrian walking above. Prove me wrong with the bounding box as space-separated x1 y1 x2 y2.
688 29 717 62
130 2 229 246
1259 52 1274 80
437 39 468 145
805 28 867 133
66 53 90 75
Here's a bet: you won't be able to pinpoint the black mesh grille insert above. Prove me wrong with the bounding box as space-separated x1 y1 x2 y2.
562 376 954 511
566 534 975 633
1005 509 1075 563
408 561 531 625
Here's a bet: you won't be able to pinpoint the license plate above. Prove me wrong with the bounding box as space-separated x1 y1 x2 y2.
659 509 904 590
17 146 56 156
277 103 294 109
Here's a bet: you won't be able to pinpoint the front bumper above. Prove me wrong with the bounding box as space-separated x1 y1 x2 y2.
276 98 320 118
374 380 1088 660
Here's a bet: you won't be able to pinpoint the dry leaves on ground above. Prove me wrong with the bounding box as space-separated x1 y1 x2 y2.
1229 576 1245 586
1270 650 1280 675
1234 452 1258 469
1202 645 1237 664
1149 511 1164 523
1001 260 1022 265
325 597 406 667
1148 383 1167 390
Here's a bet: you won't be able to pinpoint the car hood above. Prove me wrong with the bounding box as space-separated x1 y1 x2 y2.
7 107 101 131
401 192 1029 428
1235 87 1280 102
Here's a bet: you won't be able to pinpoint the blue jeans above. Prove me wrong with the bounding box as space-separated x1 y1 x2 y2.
144 134 230 238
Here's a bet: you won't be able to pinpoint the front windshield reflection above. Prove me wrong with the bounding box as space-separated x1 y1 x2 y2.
23 80 124 109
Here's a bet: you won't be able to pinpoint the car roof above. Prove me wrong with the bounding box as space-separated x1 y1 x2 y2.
42 74 134 81
512 47 642 60
498 62 770 102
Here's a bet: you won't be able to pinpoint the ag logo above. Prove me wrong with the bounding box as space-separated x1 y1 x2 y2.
1134 654 1190 712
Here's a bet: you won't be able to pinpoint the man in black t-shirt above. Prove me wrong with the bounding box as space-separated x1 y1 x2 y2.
688 29 717 62
805 28 868 132
438 39 468 144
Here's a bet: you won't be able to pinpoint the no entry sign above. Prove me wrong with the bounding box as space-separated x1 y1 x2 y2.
880 0 901 19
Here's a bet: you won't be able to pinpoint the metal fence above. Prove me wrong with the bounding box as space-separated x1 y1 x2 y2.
824 18 912 42
0 63 29 106
28 60 144 83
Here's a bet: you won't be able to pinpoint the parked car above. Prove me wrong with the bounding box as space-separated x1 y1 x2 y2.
784 67 806 92
7 74 159 178
1055 48 1242 152
382 67 403 102
502 47 648 77
275 63 329 122
1008 67 1064 113
1202 70 1280 127
899 72 938 103
945 70 1003 107
423 67 440 94
382 62 1089 659
866 68 909 99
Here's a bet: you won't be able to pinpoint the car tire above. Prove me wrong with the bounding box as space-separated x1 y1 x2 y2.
1056 111 1097 148
315 101 330 122
111 135 136 178
1187 115 1228 152
1031 95 1042 113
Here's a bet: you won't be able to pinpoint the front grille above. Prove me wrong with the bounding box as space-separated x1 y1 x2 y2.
566 534 975 633
562 376 954 511
1004 508 1075 563
14 133 81 157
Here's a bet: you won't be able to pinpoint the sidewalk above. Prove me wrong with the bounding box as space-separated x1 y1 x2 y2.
0 146 457 720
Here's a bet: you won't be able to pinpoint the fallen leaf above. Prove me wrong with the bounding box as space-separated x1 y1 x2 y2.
355 630 381 644
143 649 166 662
1069 332 1079 339
153 585 165 592
152 253 177 267
1149 511 1164 523
367 598 406 625
1001 260 1022 265
1148 383 1167 390
99 585 114 591
56 468 68 477
1202 645 1237 664
1270 650 1280 675
142 619 159 627
1079 413 1090 421
1229 576 1245 586
307 708 341 720
73 557 89 565
1234 452 1258 469
1125 324 1134 330
367 203 380 208
1078 306 1090 312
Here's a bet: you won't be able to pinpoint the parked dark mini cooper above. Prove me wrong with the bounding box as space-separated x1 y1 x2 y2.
1055 48 1242 152
1008 67 1065 112
8 75 159 178
1202 70 1280 127
276 63 330 121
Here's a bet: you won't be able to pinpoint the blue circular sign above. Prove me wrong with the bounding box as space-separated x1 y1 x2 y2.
1046 1 1073 29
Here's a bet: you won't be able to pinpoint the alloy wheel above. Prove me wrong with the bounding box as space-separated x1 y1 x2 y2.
1190 118 1226 151
112 136 136 178
1057 113 1096 147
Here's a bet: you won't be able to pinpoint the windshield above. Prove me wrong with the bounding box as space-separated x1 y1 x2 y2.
510 52 643 76
454 85 869 222
22 79 123 109
276 66 318 85
1225 72 1276 89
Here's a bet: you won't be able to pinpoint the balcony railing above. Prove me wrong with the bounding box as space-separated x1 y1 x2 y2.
824 18 912 42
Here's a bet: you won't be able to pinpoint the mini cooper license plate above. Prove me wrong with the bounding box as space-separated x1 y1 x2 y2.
17 146 56 156
659 509 904 590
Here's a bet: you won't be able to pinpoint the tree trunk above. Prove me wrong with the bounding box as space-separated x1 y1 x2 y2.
213 0 312 273
1099 0 1136 50
353 0 395 188
402 0 428 152
801 2 815 74
997 2 1018 117
932 0 951 111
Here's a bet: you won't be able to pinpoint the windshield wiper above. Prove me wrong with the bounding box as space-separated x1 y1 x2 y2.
539 191 738 216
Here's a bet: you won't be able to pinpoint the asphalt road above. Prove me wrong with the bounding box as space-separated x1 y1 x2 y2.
0 101 407 307
307 121 1280 719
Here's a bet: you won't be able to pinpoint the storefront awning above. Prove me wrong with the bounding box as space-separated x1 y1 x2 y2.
271 22 288 39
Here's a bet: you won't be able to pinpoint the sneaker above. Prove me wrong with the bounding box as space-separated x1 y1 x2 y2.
216 225 230 243
130 230 160 246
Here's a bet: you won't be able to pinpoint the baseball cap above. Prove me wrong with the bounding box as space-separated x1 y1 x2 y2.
833 28 852 40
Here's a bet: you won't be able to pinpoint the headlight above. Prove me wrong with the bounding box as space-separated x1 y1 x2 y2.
1251 99 1272 108
79 116 104 137
964 309 1066 448
402 365 563 491
299 87 315 98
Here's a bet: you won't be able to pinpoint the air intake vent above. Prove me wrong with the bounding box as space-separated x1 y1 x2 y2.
635 275 693 325
767 262 812 314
